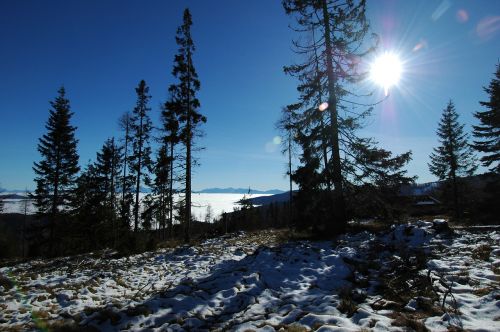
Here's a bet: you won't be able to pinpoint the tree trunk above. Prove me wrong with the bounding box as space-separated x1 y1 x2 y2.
110 138 116 247
50 151 61 256
288 128 293 227
168 142 174 238
184 52 192 243
312 25 331 191
134 114 144 232
122 117 129 228
452 171 460 219
321 0 346 231
320 117 331 191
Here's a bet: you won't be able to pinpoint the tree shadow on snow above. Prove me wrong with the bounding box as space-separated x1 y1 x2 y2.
84 241 353 330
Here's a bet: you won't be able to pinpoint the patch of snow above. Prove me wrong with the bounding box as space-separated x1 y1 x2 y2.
1 223 499 331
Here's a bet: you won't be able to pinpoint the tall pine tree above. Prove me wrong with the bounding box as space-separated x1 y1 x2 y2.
473 64 500 174
473 64 500 221
129 80 153 232
168 8 206 242
160 95 181 238
33 87 79 255
282 0 411 231
429 100 477 218
276 105 299 225
118 112 134 230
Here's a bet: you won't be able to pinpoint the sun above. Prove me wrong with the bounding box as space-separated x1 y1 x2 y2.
370 51 403 96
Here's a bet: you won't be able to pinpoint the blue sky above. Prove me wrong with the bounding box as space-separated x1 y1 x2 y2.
0 0 499 191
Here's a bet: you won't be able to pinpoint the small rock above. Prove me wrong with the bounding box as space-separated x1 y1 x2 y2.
432 219 450 233
351 288 367 302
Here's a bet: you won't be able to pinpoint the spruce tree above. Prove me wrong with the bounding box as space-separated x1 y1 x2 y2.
169 8 206 242
473 64 500 174
95 138 121 207
94 137 122 244
73 138 124 251
33 87 79 255
282 0 411 230
161 96 181 238
349 143 414 220
473 64 500 221
428 100 477 218
72 163 104 251
129 80 153 232
149 146 171 239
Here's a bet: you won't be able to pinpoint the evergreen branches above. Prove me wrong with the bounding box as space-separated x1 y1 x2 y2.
282 0 413 228
473 64 500 174
428 100 477 219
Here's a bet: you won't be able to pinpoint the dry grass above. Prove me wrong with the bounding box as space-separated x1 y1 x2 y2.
371 298 401 311
125 304 151 317
414 297 443 317
279 324 309 332
472 244 492 261
114 276 128 288
156 238 184 249
347 222 392 234
337 298 358 317
276 229 310 242
473 286 495 297
33 310 51 320
96 308 121 325
0 274 14 290
337 287 359 317
49 322 100 332
389 312 429 332
1 326 31 332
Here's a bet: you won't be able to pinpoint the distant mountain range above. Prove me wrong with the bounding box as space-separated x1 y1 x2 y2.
0 187 29 194
195 188 285 195
0 194 29 199
0 186 284 195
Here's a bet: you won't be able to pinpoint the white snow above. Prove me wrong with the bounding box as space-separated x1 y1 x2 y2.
0 222 499 331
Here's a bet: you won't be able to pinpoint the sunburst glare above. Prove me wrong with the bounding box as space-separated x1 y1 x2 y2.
370 51 403 96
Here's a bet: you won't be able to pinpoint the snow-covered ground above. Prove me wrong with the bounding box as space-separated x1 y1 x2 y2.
0 222 499 331
0 193 269 220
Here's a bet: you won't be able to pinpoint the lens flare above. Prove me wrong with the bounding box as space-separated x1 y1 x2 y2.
431 0 451 21
456 9 469 23
476 16 500 41
370 51 403 96
412 39 428 52
318 102 329 112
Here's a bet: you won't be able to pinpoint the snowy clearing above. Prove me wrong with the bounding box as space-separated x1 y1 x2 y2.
1 222 499 331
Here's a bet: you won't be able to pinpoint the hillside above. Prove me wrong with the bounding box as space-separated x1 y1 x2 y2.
1 221 499 331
